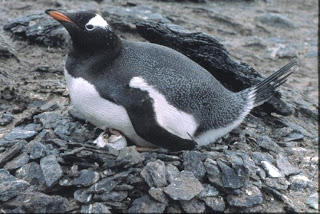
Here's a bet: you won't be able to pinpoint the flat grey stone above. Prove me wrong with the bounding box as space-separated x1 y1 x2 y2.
306 193 318 210
15 162 45 185
217 160 244 189
40 155 63 187
226 185 263 207
93 191 128 202
165 163 180 183
204 196 225 212
141 159 168 188
0 169 29 201
164 171 204 200
72 169 100 187
115 146 144 168
148 187 169 205
128 195 166 213
289 174 312 191
29 141 47 160
4 152 29 171
180 198 206 213
74 189 92 203
0 141 26 166
256 13 295 29
3 124 40 141
183 151 206 180
276 153 300 176
198 183 219 199
81 202 111 213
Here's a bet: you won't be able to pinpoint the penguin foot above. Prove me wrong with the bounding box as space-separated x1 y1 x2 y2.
93 129 127 150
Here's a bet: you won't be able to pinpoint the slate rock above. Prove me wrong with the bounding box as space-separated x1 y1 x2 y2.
15 162 45 186
0 140 26 166
0 34 16 57
115 146 144 168
289 174 312 191
101 5 170 32
183 151 206 180
148 187 169 205
114 184 134 191
74 189 92 203
164 171 204 200
273 127 294 140
29 141 47 160
72 169 100 187
0 113 14 126
306 193 318 210
40 155 63 187
88 176 120 194
128 195 166 213
3 124 39 141
40 101 59 111
141 159 168 188
166 203 183 213
250 152 274 165
264 177 289 191
256 135 283 153
204 158 223 188
227 185 263 208
4 13 70 47
81 202 111 213
283 132 304 142
4 152 29 171
276 153 300 176
217 160 244 189
11 192 70 213
0 169 29 201
204 196 226 212
165 163 180 183
198 183 219 199
261 161 283 178
136 22 293 116
255 13 295 29
93 191 128 202
180 198 206 213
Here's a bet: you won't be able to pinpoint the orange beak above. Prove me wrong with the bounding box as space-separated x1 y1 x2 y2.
45 9 73 23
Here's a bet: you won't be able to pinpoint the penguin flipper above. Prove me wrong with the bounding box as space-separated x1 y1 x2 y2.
119 89 196 151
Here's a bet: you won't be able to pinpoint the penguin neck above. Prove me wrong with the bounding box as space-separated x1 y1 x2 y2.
70 34 123 59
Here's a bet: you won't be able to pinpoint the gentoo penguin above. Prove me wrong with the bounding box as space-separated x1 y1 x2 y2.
45 9 296 151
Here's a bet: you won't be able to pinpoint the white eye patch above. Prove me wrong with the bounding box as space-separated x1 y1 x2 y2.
86 14 109 29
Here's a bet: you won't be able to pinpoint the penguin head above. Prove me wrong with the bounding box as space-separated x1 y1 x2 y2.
45 9 121 53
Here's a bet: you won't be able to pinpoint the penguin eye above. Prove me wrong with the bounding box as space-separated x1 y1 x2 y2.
85 24 95 31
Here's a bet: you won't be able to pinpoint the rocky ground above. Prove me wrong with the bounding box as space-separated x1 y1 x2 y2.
0 0 318 213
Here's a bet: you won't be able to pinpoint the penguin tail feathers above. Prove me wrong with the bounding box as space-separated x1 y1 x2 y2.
250 59 297 107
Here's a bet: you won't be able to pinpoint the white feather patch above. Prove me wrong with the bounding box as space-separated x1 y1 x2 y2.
129 76 198 140
86 14 108 28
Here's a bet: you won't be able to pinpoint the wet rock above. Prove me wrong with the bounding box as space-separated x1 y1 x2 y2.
115 146 145 168
40 155 63 187
217 160 244 189
306 193 318 210
226 185 263 207
180 198 206 213
0 113 14 126
136 22 293 116
148 187 169 205
4 13 70 47
101 5 170 32
15 162 45 186
74 189 92 203
256 135 283 153
4 152 29 171
0 140 26 166
141 159 168 188
72 169 100 187
261 161 283 178
165 163 180 183
289 174 312 191
81 202 111 213
128 195 166 213
276 153 300 176
93 191 128 202
183 151 206 180
164 171 204 200
255 13 295 29
3 124 40 141
198 183 219 199
204 196 226 212
29 141 47 160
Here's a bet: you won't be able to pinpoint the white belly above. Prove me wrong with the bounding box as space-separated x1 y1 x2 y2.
64 69 154 147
